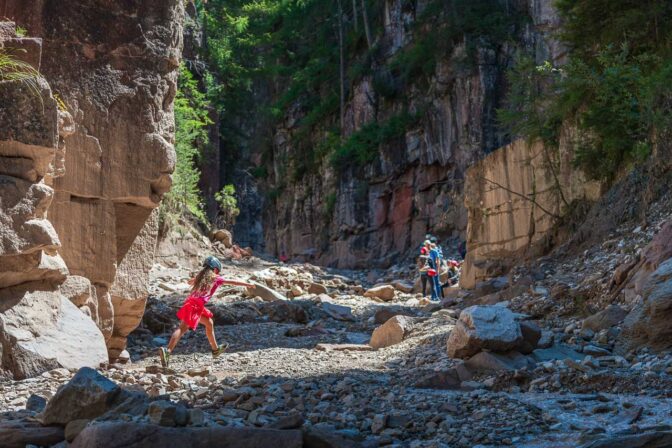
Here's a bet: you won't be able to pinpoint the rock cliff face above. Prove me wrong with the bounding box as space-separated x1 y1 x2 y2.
1 0 184 368
461 138 601 288
0 23 108 379
238 0 567 268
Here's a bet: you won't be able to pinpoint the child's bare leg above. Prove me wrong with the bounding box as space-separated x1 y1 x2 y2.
199 316 219 350
167 321 189 352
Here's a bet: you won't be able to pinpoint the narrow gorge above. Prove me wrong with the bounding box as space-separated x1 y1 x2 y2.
1 0 672 447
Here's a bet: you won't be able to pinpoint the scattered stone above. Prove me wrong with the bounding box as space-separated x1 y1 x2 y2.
308 283 328 295
465 351 535 372
267 413 304 430
69 422 303 448
25 394 47 413
248 281 288 302
148 400 188 427
369 315 414 349
582 305 628 332
363 285 395 302
320 299 354 322
315 344 373 352
415 369 461 390
373 307 410 324
582 345 611 357
187 367 210 377
391 280 414 293
518 321 542 354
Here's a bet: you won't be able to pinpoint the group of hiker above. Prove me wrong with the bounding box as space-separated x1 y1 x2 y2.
417 234 463 302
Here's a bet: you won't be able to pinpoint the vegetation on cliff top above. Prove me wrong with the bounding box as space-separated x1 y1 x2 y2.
199 0 526 181
499 0 672 181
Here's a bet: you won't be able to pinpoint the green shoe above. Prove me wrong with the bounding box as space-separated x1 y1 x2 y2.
159 347 170 368
212 342 229 359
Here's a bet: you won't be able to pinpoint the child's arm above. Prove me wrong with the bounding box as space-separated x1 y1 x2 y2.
218 278 255 288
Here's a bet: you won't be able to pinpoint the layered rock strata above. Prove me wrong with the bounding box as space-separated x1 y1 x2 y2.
1 0 184 361
0 23 108 379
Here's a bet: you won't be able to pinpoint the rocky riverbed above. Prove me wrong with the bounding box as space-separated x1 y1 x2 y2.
2 204 672 447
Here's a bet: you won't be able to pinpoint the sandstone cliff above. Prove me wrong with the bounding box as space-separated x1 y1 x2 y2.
0 23 108 379
0 0 184 374
229 0 567 269
460 138 601 288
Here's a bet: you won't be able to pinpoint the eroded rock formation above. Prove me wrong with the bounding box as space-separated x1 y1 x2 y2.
0 23 108 379
1 0 184 370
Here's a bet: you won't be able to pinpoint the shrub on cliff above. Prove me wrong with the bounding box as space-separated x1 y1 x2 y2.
499 0 672 182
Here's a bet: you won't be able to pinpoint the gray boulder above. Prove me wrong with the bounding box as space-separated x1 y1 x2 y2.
40 367 121 425
446 305 523 358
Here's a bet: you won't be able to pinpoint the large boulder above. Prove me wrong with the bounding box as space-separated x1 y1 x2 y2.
210 229 233 248
622 221 672 302
40 367 122 425
446 305 523 358
370 315 414 349
0 286 108 379
617 258 672 352
247 281 288 302
69 422 303 448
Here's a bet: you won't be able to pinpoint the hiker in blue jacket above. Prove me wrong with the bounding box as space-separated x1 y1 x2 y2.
428 243 441 301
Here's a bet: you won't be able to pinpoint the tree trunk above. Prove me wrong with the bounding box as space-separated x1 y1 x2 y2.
352 0 358 33
337 0 345 134
361 0 372 49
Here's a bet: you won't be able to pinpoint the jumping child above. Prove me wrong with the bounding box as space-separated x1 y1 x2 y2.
158 256 254 367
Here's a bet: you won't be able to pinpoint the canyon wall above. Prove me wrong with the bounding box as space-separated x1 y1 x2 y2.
0 0 184 368
461 138 602 288
0 23 109 379
235 0 567 268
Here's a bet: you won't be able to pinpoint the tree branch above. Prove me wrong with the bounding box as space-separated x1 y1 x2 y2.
478 175 562 220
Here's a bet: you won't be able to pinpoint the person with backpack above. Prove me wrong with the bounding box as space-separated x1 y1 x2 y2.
417 248 432 297
427 243 441 301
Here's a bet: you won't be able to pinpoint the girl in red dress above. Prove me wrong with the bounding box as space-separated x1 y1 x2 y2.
158 256 253 367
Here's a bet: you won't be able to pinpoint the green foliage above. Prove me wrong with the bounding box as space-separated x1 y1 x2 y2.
499 0 672 181
202 0 528 184
0 48 43 100
330 112 419 170
161 64 212 227
15 26 27 37
214 184 240 229
381 0 527 96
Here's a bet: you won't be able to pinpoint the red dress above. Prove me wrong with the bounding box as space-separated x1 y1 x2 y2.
176 277 225 330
